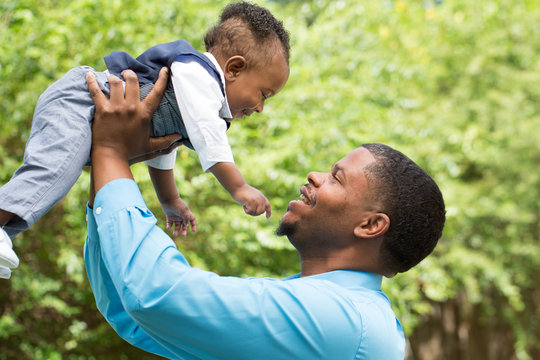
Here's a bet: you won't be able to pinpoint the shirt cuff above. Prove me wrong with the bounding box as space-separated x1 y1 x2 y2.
86 203 99 243
143 149 177 170
93 179 147 224
199 145 235 172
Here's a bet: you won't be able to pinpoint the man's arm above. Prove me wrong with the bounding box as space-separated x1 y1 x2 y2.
84 202 178 359
86 68 183 357
87 68 178 192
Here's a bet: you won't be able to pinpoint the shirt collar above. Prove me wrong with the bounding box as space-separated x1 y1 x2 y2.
203 52 232 119
285 270 383 291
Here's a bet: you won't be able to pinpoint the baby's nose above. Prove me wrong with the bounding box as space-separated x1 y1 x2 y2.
255 100 265 113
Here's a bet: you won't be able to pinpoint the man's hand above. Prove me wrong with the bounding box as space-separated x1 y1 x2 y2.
87 67 182 193
88 67 180 161
128 137 185 165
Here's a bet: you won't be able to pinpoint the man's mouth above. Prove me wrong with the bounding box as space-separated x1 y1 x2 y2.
300 186 313 206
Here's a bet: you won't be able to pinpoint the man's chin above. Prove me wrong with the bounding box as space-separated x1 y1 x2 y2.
276 219 296 237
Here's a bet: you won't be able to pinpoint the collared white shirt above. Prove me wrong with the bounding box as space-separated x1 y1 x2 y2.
144 52 234 172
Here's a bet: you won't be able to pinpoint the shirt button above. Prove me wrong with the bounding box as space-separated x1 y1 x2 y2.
96 207 102 215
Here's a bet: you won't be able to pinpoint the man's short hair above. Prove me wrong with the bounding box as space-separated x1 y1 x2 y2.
204 1 290 67
362 143 446 274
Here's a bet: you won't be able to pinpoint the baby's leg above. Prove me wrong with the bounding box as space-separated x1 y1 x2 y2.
0 66 110 238
0 209 15 227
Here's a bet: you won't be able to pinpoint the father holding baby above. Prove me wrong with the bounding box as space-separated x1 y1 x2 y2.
84 62 445 359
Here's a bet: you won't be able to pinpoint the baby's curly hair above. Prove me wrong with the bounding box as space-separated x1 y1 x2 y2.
204 1 290 68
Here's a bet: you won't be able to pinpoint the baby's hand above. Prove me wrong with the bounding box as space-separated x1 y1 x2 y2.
233 185 271 219
161 198 197 237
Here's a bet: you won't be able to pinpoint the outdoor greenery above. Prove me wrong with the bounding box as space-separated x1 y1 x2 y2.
1 0 539 359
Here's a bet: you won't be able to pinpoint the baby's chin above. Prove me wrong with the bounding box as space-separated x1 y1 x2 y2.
232 109 253 119
232 112 244 120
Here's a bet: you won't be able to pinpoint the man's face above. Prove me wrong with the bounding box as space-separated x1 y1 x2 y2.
277 147 377 252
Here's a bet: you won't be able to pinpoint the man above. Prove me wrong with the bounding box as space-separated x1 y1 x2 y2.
85 68 445 359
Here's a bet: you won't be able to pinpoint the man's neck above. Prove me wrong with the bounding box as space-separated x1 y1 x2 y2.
299 249 384 278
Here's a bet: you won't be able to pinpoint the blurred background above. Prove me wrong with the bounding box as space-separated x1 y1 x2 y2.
1 0 539 359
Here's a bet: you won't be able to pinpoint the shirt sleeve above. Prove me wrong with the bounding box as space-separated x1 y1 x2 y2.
87 179 369 360
170 60 234 172
143 148 177 170
84 204 177 359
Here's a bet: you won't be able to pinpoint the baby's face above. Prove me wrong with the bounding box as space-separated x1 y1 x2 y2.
225 54 289 119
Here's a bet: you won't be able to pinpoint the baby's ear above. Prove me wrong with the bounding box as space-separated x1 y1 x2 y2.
224 56 248 80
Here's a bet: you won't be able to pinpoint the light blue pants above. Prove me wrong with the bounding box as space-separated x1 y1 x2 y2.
0 66 110 237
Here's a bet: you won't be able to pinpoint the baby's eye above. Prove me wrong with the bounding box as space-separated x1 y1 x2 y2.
261 92 269 100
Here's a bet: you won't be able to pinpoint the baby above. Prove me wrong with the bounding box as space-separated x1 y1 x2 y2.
0 1 290 279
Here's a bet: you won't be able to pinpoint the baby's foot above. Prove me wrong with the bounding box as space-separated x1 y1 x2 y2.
0 227 19 279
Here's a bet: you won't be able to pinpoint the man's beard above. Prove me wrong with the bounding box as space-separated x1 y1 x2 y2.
275 218 296 237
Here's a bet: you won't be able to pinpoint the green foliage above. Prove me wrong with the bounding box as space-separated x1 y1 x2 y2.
1 0 539 358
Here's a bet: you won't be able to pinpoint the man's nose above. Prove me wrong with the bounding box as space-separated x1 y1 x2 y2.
307 172 324 187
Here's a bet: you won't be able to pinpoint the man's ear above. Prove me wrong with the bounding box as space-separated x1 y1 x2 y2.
353 213 390 239
224 55 247 81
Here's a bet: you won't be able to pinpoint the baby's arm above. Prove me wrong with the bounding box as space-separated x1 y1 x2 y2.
148 166 196 236
209 162 271 218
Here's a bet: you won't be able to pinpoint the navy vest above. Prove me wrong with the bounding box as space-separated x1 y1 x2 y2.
104 40 227 149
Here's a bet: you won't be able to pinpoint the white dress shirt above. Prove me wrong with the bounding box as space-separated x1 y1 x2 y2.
144 52 234 172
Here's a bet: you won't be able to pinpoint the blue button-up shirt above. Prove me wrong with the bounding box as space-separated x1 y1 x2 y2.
84 179 405 359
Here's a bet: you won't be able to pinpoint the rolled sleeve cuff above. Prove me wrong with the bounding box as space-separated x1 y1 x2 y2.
86 204 99 243
200 145 235 172
93 179 147 224
143 150 177 170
